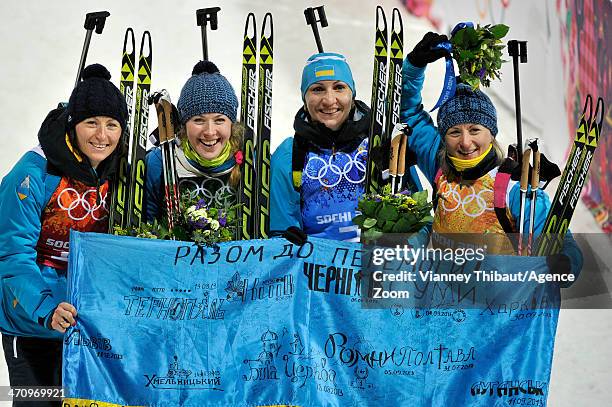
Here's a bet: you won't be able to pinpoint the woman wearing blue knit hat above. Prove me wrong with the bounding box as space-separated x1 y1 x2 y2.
400 32 582 284
270 52 426 242
145 61 243 221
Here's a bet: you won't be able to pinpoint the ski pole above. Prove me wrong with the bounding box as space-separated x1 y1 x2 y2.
196 7 221 60
75 11 110 88
518 147 531 255
527 139 540 256
150 90 180 232
507 40 527 166
304 6 328 52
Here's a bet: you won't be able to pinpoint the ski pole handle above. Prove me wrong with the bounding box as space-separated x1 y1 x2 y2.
304 6 328 53
530 149 540 190
397 133 408 177
388 134 401 178
196 7 221 60
75 11 110 88
520 148 531 192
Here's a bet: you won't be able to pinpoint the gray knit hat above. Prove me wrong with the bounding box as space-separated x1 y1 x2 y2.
177 61 239 124
437 83 498 137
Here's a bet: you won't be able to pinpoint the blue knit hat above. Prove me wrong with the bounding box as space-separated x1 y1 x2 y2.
177 61 239 124
300 52 356 100
437 83 498 137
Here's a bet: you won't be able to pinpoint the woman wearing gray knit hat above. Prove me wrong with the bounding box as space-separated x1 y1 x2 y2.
0 63 128 397
400 32 581 283
145 61 243 221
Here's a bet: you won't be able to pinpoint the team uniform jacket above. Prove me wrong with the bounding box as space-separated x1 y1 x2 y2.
270 101 428 242
0 107 114 338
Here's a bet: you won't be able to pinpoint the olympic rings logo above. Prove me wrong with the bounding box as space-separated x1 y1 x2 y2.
303 150 367 188
57 188 108 221
438 180 493 218
180 177 236 208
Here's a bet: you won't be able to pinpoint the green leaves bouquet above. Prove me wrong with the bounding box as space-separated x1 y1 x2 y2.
451 23 509 90
353 186 433 243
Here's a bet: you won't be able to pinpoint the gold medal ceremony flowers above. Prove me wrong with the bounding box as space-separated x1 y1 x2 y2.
451 23 509 90
353 185 433 243
114 196 238 245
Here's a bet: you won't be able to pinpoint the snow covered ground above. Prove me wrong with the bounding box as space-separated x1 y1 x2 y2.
0 1 609 405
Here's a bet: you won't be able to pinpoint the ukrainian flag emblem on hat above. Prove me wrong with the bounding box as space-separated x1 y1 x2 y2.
17 175 30 200
315 65 335 77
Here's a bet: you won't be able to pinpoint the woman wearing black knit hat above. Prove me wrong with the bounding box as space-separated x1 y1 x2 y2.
400 32 582 284
0 63 127 403
145 60 243 222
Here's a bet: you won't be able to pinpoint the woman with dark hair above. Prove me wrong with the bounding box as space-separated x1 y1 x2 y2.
0 63 128 403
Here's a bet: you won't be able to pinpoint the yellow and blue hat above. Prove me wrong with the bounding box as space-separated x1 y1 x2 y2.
300 52 355 100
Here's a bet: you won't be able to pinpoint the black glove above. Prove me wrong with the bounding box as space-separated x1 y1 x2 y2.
283 226 308 246
407 32 450 68
546 253 571 276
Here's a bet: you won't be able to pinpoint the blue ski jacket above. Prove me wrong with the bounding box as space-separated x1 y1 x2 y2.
0 107 117 338
0 148 65 339
270 101 430 243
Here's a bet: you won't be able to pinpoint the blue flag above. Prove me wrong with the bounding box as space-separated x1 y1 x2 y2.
63 231 560 406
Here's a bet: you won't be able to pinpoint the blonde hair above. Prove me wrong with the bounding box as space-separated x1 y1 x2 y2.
178 122 245 189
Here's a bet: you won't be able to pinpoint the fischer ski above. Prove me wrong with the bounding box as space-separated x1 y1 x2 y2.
365 6 389 195
238 12 273 240
126 31 153 229
109 28 135 231
238 13 258 240
536 95 604 255
255 13 273 239
365 7 416 195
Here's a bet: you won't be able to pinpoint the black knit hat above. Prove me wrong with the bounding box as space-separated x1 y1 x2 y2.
66 64 128 131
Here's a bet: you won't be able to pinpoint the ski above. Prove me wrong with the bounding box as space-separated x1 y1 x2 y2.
255 13 273 239
364 6 389 195
386 9 402 195
536 95 604 255
109 28 135 232
126 31 152 229
238 13 258 240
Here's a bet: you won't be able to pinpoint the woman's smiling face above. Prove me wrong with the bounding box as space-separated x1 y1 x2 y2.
185 113 232 160
444 123 493 160
304 80 353 131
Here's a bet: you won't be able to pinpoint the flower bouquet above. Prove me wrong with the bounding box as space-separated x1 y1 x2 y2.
114 196 238 245
353 186 433 245
451 23 509 90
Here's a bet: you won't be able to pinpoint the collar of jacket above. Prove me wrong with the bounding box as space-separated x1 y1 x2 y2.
38 106 119 186
445 144 498 181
